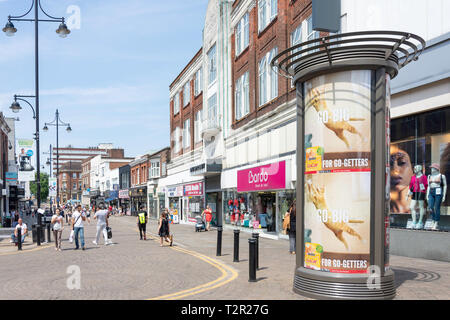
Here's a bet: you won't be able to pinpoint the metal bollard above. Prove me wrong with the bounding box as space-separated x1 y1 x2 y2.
233 229 240 262
252 232 259 270
47 223 51 243
248 238 257 282
17 226 22 251
36 225 41 246
216 227 223 256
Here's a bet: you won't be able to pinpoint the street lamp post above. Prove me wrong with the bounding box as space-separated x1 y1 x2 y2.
43 109 72 208
4 1 70 245
43 144 52 212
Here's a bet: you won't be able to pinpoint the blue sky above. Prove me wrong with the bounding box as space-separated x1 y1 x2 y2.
0 0 208 162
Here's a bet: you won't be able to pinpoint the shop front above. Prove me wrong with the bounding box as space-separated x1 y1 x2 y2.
130 186 147 216
167 186 183 223
118 189 130 215
183 181 205 223
222 160 294 237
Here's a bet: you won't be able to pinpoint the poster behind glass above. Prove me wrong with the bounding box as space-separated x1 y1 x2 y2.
303 70 371 274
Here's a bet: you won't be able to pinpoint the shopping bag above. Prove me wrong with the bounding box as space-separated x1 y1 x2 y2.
106 227 112 239
69 229 74 243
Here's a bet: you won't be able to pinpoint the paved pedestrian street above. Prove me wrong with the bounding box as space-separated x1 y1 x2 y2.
0 215 449 300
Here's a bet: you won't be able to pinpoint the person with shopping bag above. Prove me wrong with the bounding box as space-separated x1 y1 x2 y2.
92 202 112 246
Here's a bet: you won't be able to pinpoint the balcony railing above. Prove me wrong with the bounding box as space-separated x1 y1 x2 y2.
201 114 221 140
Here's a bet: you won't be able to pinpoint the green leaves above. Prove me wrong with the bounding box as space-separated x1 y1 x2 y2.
29 172 49 202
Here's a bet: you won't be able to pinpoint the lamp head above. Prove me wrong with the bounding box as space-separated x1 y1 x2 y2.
10 101 21 113
66 126 72 133
2 21 17 37
43 125 49 132
56 22 70 38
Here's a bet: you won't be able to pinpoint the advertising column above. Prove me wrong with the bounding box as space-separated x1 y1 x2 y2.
303 70 371 274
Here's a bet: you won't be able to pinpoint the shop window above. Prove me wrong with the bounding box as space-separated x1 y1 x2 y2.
223 190 277 232
390 107 450 231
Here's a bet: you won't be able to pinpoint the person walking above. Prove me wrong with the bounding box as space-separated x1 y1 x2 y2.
137 205 148 240
158 210 172 247
287 201 296 255
71 204 86 250
201 205 213 231
92 203 111 246
51 208 64 251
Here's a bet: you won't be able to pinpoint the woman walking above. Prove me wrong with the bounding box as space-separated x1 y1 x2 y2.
287 201 296 255
158 210 172 247
51 208 64 251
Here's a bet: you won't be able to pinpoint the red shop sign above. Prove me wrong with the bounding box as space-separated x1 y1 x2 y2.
184 182 203 196
237 160 286 192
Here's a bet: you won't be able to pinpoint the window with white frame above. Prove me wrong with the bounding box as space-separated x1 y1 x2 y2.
208 94 217 123
183 81 190 106
258 0 277 33
235 12 249 56
183 119 191 149
307 16 320 51
207 44 217 85
194 67 203 96
195 110 203 143
173 93 180 115
173 127 181 154
235 71 250 120
101 167 105 177
150 160 160 178
290 24 302 87
259 47 278 106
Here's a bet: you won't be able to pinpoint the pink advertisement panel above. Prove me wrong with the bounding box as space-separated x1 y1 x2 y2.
184 182 203 196
237 161 286 192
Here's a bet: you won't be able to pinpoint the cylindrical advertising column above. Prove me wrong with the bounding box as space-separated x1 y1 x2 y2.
272 31 425 299
295 69 394 299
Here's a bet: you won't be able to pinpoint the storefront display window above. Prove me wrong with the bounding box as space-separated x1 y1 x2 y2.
206 193 219 227
222 190 277 232
187 197 204 221
278 190 296 232
390 107 450 230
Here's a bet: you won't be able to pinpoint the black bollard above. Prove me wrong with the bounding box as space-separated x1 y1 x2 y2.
216 227 223 256
248 238 257 282
252 233 259 270
36 224 41 246
233 229 240 262
47 223 51 243
17 226 22 251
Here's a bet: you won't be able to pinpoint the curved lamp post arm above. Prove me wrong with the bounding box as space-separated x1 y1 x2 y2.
15 97 36 119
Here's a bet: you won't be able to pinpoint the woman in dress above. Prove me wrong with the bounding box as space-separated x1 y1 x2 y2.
158 210 172 247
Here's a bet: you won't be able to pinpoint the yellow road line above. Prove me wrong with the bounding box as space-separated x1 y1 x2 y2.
125 220 238 300
149 246 238 300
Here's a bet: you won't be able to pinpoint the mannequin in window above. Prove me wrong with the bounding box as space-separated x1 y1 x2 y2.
406 165 428 229
426 163 447 230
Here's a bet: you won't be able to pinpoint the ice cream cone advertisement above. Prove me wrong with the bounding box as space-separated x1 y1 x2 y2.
303 70 371 274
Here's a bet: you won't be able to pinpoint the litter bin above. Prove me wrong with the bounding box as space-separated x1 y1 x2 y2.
32 224 45 243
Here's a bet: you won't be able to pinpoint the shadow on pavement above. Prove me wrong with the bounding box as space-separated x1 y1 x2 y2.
392 267 441 289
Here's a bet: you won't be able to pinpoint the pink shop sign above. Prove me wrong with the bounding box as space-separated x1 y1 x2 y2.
237 161 286 192
184 182 203 196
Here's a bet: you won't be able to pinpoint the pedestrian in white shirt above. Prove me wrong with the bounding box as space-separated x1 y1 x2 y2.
93 202 112 246
11 218 27 245
71 205 86 250
51 208 64 251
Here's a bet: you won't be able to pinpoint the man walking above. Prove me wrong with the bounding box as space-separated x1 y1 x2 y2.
93 202 112 246
137 205 148 240
71 204 86 250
